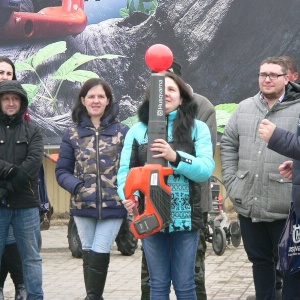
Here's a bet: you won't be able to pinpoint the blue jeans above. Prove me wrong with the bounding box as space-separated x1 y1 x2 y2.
239 214 300 300
74 216 123 253
0 207 43 300
6 224 16 244
142 230 200 300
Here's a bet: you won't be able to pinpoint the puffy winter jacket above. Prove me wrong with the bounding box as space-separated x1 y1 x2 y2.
221 82 300 222
56 114 129 219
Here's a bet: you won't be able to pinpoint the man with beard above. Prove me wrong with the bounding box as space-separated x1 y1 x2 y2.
221 56 300 300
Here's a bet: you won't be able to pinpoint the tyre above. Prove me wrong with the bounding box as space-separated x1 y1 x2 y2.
67 216 83 258
212 226 227 256
229 220 242 247
20 0 34 12
115 218 138 256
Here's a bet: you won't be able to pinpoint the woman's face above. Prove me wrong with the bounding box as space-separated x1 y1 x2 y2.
165 77 182 114
81 84 109 119
0 62 14 82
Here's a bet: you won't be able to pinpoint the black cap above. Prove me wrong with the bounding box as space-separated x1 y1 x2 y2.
167 60 182 77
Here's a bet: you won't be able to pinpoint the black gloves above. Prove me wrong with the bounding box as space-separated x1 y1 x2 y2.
6 166 31 193
0 181 8 199
0 181 14 199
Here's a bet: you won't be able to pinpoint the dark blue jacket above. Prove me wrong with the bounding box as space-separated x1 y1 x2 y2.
56 114 129 219
267 116 300 218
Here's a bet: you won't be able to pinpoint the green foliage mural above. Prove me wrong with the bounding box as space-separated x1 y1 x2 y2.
120 0 158 17
15 41 125 115
215 103 238 133
13 43 238 137
122 114 139 127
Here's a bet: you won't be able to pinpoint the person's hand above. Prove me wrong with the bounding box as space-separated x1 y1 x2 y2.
0 181 8 199
279 160 293 180
74 182 84 195
258 119 276 143
123 199 136 214
6 166 31 193
150 139 177 162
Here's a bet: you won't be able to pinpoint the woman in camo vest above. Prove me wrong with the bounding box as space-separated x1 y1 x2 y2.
56 78 129 300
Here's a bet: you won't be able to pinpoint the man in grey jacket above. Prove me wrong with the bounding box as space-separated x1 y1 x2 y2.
221 56 300 300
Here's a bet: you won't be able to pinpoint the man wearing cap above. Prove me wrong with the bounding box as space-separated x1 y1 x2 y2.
0 80 44 299
141 61 217 300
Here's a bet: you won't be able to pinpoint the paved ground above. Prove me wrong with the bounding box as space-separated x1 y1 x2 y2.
2 222 255 300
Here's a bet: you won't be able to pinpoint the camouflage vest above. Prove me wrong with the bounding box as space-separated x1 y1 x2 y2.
68 124 127 219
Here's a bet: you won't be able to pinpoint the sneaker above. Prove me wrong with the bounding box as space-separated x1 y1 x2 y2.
246 296 256 300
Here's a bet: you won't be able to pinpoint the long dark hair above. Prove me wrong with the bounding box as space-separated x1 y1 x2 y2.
0 56 17 80
139 72 197 153
72 78 116 124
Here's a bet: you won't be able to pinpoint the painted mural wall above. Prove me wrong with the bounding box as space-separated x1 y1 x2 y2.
1 0 300 145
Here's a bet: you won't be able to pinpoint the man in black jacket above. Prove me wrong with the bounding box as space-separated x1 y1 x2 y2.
0 80 44 299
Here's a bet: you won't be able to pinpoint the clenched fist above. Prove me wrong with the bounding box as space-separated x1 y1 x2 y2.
258 119 276 143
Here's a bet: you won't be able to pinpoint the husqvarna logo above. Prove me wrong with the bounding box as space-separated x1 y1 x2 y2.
293 224 300 244
157 79 164 116
288 224 300 255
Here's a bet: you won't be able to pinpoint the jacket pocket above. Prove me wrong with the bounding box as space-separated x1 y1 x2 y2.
267 173 291 213
71 185 97 209
228 170 252 212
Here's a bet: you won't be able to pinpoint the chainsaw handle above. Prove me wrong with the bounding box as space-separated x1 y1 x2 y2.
131 195 139 217
124 164 173 198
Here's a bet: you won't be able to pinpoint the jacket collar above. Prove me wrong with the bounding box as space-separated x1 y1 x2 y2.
77 114 118 137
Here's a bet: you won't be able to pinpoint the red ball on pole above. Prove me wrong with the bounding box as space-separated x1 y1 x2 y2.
145 44 174 72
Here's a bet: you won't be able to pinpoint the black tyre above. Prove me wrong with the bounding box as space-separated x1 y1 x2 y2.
20 0 34 12
229 220 242 247
212 227 227 256
115 218 138 256
67 216 83 258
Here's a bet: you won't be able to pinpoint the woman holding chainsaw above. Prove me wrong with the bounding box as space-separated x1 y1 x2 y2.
117 72 215 300
55 78 129 300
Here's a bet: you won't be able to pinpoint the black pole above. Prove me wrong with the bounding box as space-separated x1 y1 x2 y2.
146 72 166 166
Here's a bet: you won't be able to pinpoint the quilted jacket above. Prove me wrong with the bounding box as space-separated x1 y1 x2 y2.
56 114 129 219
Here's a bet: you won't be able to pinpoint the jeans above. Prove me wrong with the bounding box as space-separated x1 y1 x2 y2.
239 214 300 300
6 225 16 245
142 230 199 300
74 216 123 253
0 207 43 300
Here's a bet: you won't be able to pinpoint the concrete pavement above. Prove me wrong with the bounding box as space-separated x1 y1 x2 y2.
2 222 255 300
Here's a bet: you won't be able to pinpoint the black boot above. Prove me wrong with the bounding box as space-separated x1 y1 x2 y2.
0 287 4 300
82 250 89 293
15 284 26 300
84 251 109 300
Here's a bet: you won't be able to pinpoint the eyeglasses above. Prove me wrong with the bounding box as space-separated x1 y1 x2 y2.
258 73 287 80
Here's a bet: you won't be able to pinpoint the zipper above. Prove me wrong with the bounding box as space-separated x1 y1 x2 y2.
95 130 102 219
29 181 34 195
